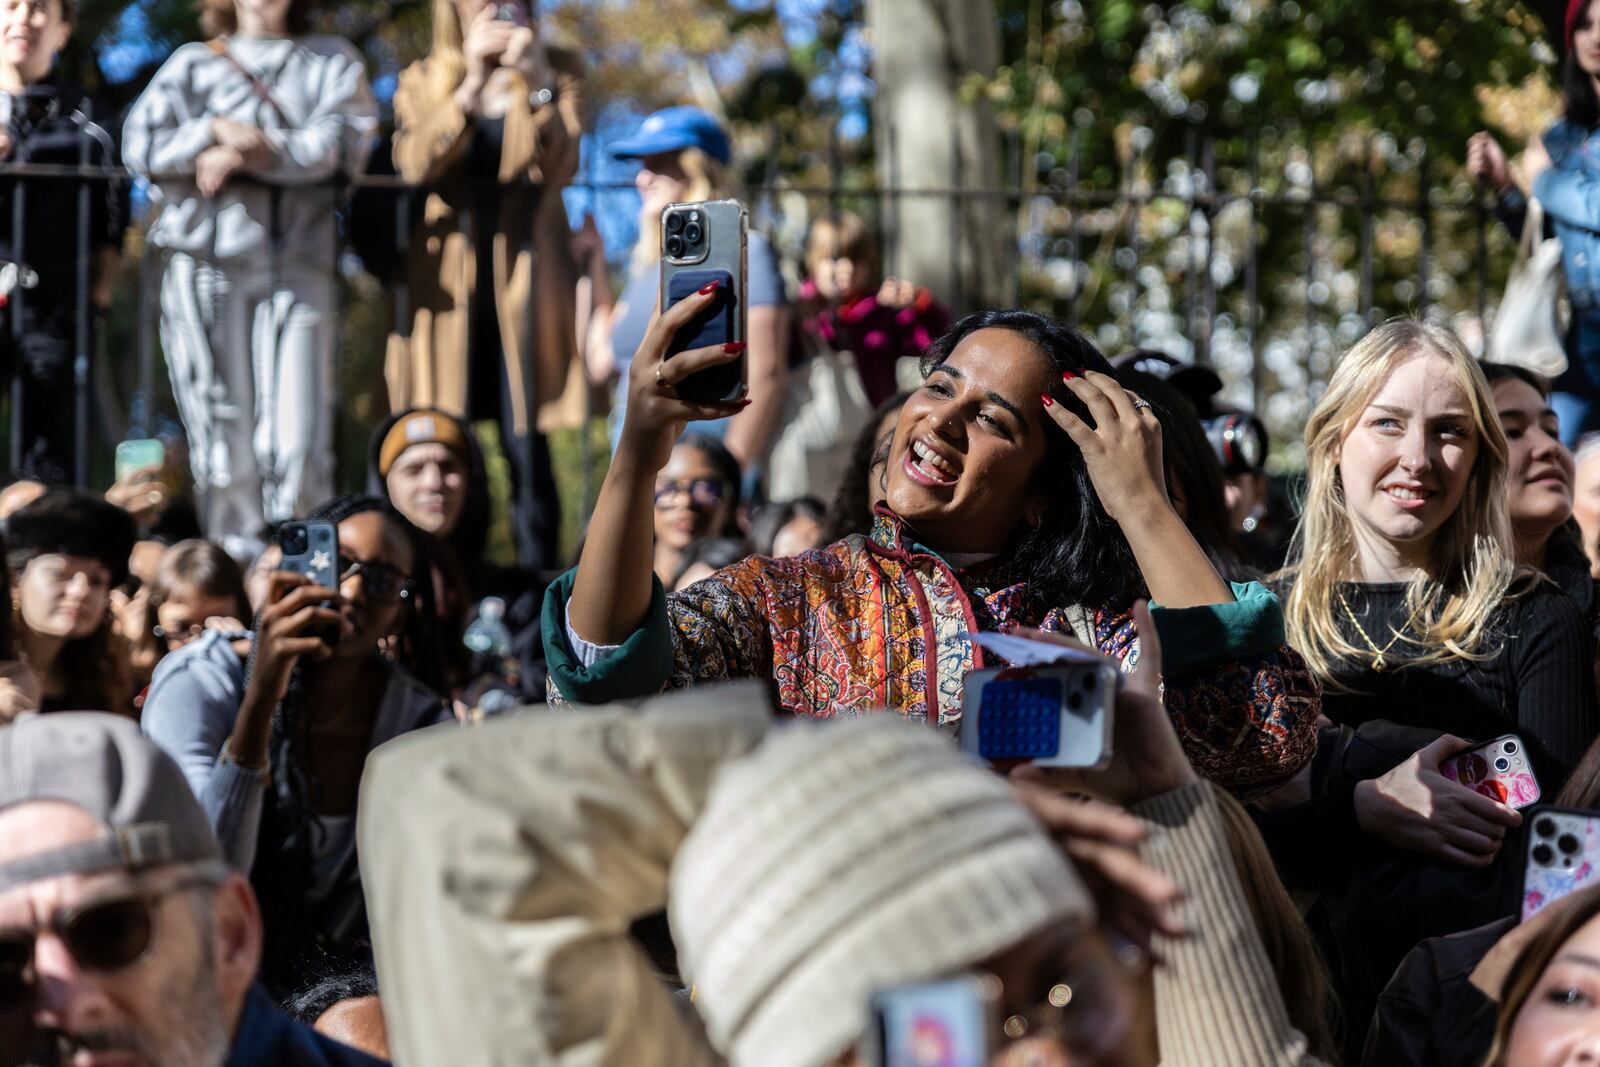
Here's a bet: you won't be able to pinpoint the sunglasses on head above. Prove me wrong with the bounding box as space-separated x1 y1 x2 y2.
0 872 217 1007
653 478 728 510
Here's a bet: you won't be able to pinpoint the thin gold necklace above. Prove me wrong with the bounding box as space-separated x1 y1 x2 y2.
1338 591 1405 672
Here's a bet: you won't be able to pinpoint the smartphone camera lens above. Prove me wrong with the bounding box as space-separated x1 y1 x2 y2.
1503 739 1519 755
1533 843 1556 866
1536 817 1558 837
683 222 703 245
665 212 684 234
1560 833 1582 854
665 234 686 258
1494 756 1511 772
281 526 307 555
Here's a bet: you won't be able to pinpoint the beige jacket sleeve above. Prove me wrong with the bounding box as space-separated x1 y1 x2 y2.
1134 783 1332 1067
358 689 772 1067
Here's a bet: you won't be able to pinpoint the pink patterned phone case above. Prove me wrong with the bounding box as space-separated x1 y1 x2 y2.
1437 734 1541 809
1523 808 1600 921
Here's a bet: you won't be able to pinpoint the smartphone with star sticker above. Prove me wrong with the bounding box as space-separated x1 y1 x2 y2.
278 520 339 644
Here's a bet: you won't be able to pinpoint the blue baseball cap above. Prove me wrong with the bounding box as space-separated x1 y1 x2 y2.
609 106 732 166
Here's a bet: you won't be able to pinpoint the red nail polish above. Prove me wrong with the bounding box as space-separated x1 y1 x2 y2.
1040 392 1054 407
723 341 747 353
1062 370 1077 381
698 280 722 295
738 398 754 408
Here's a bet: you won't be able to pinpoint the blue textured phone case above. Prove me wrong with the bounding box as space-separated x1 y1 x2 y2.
973 678 1064 760
664 268 740 403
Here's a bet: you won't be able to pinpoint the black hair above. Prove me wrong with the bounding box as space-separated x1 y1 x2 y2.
822 390 912 542
250 495 448 995
1111 367 1256 582
672 433 744 536
669 536 750 590
748 497 827 557
1480 361 1554 398
284 963 380 1025
918 309 1145 609
1566 44 1600 131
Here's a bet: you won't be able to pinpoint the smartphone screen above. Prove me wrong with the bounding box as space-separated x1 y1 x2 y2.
114 438 165 483
872 976 991 1067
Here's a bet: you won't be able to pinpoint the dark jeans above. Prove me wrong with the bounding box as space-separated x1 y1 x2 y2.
7 327 78 485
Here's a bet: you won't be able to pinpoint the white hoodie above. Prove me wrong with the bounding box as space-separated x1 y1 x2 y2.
124 34 377 269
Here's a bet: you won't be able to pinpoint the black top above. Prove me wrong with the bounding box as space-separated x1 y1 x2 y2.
1323 579 1597 780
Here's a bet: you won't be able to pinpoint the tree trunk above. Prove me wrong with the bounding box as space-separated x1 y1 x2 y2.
871 0 1008 313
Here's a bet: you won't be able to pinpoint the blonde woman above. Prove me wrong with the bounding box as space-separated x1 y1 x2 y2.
1259 320 1598 1059
582 106 791 475
387 0 583 571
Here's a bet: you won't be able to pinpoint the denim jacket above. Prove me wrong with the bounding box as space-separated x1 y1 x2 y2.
1502 119 1600 314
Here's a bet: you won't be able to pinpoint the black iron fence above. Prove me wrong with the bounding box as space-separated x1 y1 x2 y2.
0 125 1516 496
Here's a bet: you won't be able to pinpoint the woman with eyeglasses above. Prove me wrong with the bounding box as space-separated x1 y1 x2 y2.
652 433 743 586
141 495 452 995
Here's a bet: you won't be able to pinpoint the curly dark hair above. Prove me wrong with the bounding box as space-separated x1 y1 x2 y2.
917 309 1144 609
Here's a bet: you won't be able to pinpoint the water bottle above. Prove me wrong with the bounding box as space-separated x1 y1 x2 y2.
463 596 513 657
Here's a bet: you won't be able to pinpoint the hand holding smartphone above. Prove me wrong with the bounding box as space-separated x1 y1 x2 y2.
659 199 748 404
1437 734 1541 809
863 974 998 1067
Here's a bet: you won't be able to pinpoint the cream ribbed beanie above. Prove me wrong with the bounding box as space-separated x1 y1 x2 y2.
669 715 1093 1067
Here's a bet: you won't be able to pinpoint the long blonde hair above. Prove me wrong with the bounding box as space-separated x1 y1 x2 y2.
1281 317 1520 681
630 146 727 273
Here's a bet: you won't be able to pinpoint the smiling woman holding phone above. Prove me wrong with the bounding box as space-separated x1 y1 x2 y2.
388 0 585 572
544 304 1320 794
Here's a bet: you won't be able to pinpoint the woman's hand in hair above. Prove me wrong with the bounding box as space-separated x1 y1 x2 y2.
1353 735 1523 867
616 285 751 475
1047 370 1169 526
1010 601 1198 807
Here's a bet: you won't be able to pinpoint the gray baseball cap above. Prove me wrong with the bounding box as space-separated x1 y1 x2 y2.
0 713 222 893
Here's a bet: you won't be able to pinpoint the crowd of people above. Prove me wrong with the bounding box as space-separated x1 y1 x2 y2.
12 0 1600 1066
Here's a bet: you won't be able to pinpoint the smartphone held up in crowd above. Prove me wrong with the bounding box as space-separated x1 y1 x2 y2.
959 631 1118 770
1437 733 1541 809
659 198 748 404
864 973 998 1067
277 520 340 645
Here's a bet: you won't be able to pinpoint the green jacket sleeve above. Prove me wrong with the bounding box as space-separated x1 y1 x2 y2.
1150 580 1287 681
541 568 676 705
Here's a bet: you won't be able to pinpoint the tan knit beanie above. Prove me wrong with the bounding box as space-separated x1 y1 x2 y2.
669 715 1093 1067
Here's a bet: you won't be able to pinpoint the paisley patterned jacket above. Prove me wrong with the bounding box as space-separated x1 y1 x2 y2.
544 512 1320 791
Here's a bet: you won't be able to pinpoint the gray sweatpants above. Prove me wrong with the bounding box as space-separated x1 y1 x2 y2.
159 252 335 558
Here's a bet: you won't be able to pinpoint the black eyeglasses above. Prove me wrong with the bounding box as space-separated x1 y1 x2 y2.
338 557 413 604
0 872 218 1007
653 478 727 509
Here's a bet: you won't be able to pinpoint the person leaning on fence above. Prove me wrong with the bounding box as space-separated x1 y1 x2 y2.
122 0 377 561
0 0 126 487
1467 0 1600 447
548 299 1319 794
386 0 585 574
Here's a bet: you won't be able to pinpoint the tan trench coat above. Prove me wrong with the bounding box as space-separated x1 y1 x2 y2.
386 47 587 435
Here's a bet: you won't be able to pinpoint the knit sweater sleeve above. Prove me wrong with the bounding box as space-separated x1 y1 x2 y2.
358 697 769 1067
1507 587 1598 780
122 45 218 177
1134 783 1333 1067
252 38 378 185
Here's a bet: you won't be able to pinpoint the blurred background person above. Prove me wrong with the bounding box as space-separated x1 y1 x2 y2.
1572 432 1600 576
125 537 249 700
387 0 585 572
0 0 125 486
747 496 826 559
584 105 791 483
123 0 378 560
668 535 748 593
4 488 132 713
651 432 743 587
